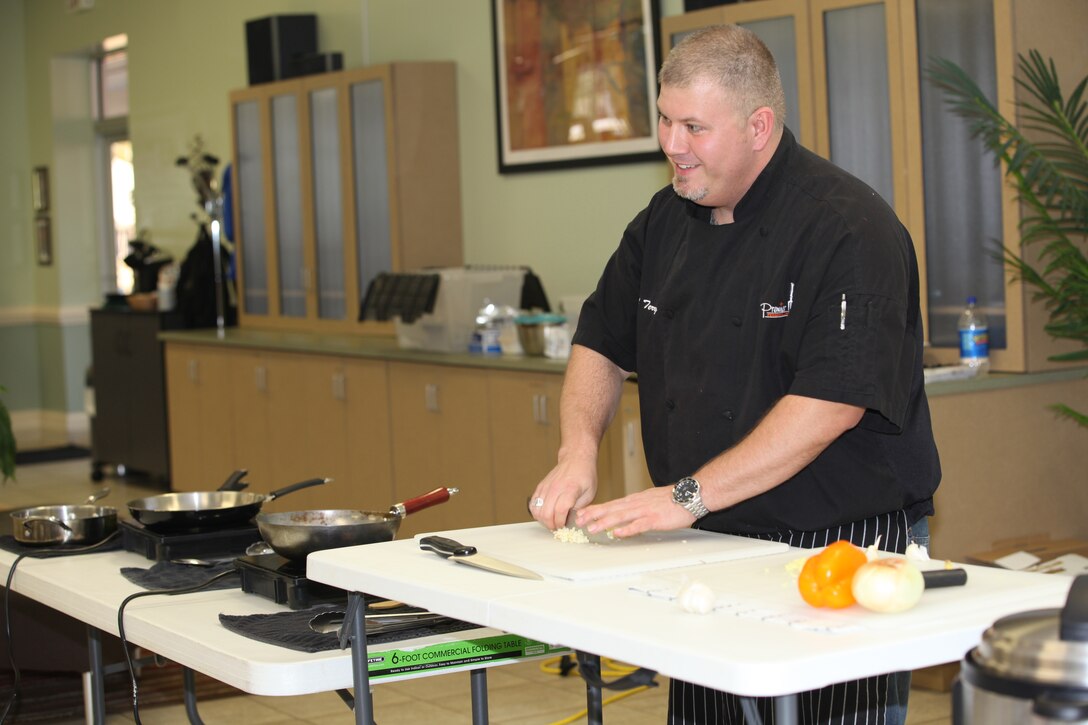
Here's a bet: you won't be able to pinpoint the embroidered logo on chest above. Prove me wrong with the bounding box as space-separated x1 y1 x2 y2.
760 283 795 319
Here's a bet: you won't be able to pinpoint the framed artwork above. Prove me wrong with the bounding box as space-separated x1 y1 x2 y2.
491 0 662 173
32 166 49 212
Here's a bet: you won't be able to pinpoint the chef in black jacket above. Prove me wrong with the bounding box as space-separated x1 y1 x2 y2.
529 24 941 725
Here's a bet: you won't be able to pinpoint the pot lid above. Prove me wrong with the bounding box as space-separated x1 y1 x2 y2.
974 576 1088 689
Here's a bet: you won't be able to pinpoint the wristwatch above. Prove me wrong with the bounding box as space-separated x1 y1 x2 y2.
672 476 709 519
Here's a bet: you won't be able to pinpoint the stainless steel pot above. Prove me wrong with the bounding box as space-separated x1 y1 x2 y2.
255 486 458 560
11 504 118 546
956 575 1088 724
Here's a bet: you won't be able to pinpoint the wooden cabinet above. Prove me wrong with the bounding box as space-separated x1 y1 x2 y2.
487 371 563 524
229 62 463 335
166 345 393 511
164 344 238 489
388 363 494 538
90 309 181 482
164 339 654 531
612 382 653 496
488 371 624 523
249 352 393 512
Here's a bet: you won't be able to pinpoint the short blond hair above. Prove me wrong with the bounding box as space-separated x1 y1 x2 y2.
659 25 786 131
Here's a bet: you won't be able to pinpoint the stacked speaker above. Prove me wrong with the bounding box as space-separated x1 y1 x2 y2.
245 14 343 85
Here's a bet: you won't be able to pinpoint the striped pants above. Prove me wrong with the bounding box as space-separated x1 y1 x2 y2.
668 510 913 725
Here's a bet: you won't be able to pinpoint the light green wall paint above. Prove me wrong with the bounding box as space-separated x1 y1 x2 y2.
0 326 44 410
0 1 31 309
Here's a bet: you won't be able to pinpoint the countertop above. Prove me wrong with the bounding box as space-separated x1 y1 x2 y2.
160 327 1087 395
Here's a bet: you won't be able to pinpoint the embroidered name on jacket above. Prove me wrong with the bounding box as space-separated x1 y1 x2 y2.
760 283 795 319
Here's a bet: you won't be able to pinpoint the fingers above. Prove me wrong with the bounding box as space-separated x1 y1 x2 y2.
578 487 693 538
530 461 597 530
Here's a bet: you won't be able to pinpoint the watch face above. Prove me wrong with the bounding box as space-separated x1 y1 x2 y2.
673 478 698 504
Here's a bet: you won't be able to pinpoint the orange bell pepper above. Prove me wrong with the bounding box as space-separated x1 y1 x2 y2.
797 540 867 608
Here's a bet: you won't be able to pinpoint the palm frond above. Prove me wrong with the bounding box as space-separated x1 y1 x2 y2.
928 52 1088 429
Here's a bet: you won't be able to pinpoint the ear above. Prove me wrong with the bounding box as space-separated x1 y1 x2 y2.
749 107 776 151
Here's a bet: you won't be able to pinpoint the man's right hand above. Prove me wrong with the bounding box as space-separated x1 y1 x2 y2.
528 453 599 531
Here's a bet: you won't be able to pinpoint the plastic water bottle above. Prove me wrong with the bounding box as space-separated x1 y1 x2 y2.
958 296 990 373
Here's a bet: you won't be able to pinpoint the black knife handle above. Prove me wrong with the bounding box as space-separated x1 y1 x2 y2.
923 568 968 588
419 536 478 558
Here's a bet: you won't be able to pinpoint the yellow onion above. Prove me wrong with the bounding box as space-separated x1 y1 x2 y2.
851 558 925 613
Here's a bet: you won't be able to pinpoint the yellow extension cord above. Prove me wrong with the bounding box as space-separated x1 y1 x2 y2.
538 654 657 725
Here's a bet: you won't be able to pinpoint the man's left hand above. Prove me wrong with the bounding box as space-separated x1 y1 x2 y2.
574 485 695 538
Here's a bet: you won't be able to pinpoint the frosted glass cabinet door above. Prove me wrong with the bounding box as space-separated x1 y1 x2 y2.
233 99 268 315
916 0 1005 349
820 2 895 206
309 86 347 320
737 17 804 145
271 93 306 318
350 78 393 300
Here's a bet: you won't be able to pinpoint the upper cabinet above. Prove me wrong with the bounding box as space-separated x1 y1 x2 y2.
661 0 1087 372
229 63 464 334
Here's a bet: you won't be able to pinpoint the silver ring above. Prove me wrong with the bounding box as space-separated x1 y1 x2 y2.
533 497 545 508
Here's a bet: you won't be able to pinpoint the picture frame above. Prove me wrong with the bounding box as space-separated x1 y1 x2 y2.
491 0 662 173
35 217 52 266
31 166 49 212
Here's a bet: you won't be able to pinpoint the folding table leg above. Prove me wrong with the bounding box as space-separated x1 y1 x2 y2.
85 627 106 724
470 668 489 725
182 666 206 724
583 653 604 725
346 591 376 725
775 693 799 724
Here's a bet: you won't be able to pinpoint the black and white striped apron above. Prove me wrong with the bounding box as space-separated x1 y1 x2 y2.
668 510 912 725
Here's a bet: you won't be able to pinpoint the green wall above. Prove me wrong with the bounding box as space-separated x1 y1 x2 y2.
0 0 680 423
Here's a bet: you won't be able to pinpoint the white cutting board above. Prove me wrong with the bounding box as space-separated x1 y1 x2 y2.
416 522 788 581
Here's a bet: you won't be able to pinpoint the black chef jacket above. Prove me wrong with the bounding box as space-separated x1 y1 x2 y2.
573 129 941 534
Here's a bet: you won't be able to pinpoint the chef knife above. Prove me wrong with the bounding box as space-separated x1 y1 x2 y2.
419 536 543 580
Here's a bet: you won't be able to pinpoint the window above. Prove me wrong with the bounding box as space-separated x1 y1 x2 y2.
92 34 135 294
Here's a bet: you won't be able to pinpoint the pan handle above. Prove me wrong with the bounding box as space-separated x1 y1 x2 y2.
266 477 330 500
23 516 74 533
219 469 250 491
394 487 460 517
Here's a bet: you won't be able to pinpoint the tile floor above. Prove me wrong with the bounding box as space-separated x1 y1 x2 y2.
5 444 953 724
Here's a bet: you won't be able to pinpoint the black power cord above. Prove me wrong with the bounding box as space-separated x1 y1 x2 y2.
1 531 121 724
116 568 238 725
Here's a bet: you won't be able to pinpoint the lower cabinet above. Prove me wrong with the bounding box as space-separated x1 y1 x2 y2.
164 345 238 489
164 342 651 531
232 351 394 513
388 363 493 539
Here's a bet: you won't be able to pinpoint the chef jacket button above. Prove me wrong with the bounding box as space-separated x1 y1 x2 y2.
722 409 735 421
665 399 676 411
731 316 742 327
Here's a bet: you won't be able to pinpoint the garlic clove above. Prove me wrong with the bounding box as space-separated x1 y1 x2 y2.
676 580 717 614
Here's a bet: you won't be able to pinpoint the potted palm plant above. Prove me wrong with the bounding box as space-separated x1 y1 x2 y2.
1 385 15 481
928 50 1088 428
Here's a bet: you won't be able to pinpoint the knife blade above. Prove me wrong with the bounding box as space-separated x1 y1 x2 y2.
419 535 543 580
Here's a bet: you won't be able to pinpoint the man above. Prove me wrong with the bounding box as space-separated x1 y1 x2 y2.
529 25 941 725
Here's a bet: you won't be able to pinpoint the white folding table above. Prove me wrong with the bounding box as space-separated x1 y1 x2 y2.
0 545 556 724
307 522 1075 725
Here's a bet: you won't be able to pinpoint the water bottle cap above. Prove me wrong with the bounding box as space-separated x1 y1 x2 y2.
966 296 978 305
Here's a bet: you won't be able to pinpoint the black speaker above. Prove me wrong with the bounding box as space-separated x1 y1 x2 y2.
683 0 740 9
291 52 344 78
245 14 318 85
